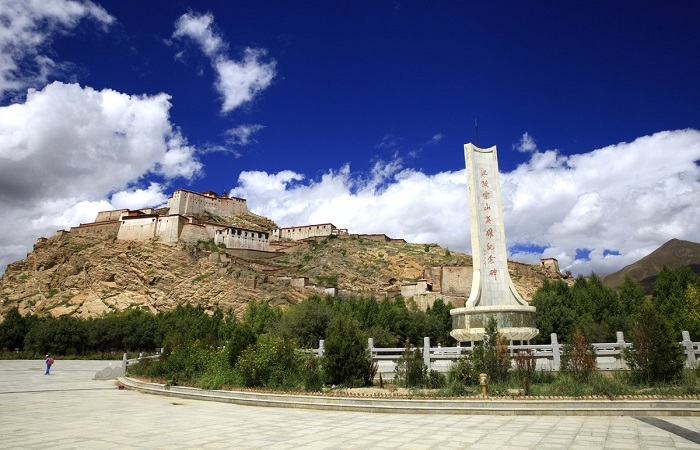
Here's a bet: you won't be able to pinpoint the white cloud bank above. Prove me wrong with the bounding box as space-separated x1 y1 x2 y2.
0 2 203 274
232 129 700 277
0 82 202 273
0 0 113 97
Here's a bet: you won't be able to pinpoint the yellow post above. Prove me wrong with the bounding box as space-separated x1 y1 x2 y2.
479 373 488 396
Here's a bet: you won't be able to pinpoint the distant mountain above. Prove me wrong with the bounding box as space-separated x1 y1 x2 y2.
602 239 700 293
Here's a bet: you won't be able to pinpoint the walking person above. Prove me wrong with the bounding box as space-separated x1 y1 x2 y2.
45 354 54 375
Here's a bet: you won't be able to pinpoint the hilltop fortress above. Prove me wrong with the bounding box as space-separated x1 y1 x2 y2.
69 189 348 252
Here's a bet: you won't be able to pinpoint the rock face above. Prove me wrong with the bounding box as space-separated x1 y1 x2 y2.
0 229 557 319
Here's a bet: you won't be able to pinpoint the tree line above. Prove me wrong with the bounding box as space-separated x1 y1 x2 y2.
0 295 453 356
532 265 700 343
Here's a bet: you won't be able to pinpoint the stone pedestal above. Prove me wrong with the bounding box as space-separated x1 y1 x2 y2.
450 305 538 343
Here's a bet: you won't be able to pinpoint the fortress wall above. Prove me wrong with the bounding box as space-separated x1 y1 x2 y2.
423 267 443 292
357 234 392 242
441 266 472 296
95 210 127 222
166 190 248 217
179 223 210 246
215 228 270 251
279 224 335 241
203 223 228 239
224 248 279 260
70 221 120 235
156 215 186 243
116 216 158 241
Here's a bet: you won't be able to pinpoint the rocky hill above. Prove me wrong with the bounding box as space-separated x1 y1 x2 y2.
0 226 558 320
602 238 700 293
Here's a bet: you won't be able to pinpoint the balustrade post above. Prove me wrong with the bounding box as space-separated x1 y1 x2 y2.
682 331 697 366
318 339 325 357
423 337 431 369
615 331 627 369
122 352 127 372
550 333 560 371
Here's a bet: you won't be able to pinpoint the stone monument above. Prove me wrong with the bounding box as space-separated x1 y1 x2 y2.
450 143 538 345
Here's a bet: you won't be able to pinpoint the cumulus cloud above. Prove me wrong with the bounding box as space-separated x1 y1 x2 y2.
514 132 537 153
0 0 113 97
232 129 700 277
0 82 202 273
172 12 276 113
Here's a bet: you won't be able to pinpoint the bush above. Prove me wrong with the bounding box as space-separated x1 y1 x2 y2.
514 349 537 395
236 334 301 388
323 315 375 387
448 354 479 385
560 329 597 381
227 322 256 367
395 342 426 388
471 317 510 382
624 300 686 384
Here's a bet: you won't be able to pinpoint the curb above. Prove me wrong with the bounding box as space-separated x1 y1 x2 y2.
118 377 700 416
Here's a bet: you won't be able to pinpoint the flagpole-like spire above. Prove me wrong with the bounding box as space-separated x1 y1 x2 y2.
474 118 480 147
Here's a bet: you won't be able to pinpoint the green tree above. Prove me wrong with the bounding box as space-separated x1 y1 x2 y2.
272 295 334 348
531 280 577 343
652 265 700 339
323 315 375 387
619 275 646 316
243 300 282 336
0 308 29 351
624 299 686 384
426 298 454 346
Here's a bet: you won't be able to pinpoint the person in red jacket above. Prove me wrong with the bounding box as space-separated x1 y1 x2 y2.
45 354 54 375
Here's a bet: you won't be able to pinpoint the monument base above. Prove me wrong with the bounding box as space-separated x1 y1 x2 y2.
450 304 538 344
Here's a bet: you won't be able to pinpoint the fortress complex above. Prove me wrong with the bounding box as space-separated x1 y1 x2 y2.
166 189 248 217
70 189 347 252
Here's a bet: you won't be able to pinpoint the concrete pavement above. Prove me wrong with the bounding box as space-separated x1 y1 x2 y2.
2 360 700 449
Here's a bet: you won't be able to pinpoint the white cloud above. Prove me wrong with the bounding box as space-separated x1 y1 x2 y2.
232 129 700 277
514 132 537 153
226 124 265 146
172 12 276 113
427 133 443 146
0 82 202 273
173 12 225 58
110 183 169 210
0 0 113 97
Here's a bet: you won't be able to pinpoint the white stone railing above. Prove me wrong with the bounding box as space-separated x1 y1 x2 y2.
317 331 700 381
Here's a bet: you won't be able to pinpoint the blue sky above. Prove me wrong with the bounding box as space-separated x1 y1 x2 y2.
1 1 699 277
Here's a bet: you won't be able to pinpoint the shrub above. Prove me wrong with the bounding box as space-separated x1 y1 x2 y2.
624 300 686 384
236 334 300 388
323 315 375 387
395 342 426 388
514 349 537 395
471 317 510 382
448 354 478 385
227 322 256 367
560 329 597 381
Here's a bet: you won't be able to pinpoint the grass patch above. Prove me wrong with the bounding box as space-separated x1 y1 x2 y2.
191 272 214 283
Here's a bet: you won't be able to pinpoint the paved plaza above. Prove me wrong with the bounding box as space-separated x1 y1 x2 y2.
1 360 700 449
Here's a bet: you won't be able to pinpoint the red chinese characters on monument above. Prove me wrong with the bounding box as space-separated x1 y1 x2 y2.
479 167 497 280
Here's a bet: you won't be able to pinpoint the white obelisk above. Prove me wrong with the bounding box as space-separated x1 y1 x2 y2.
450 143 538 344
